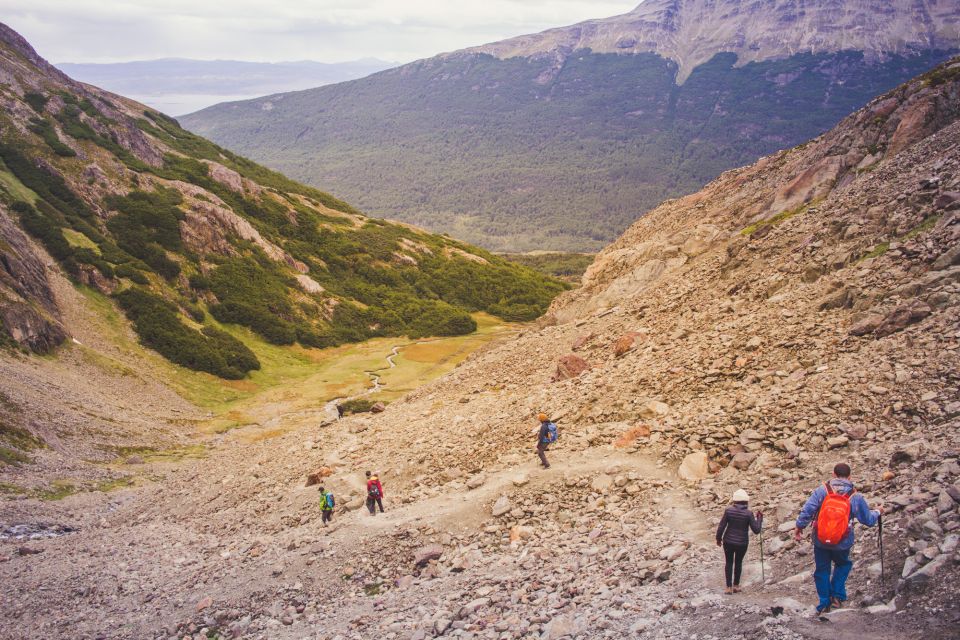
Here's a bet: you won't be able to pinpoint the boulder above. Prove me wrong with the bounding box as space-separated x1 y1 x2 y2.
849 313 885 336
305 467 334 487
466 474 486 490
552 354 591 381
491 495 511 517
874 301 932 337
413 544 444 567
613 333 636 357
509 525 535 543
370 402 386 414
591 474 614 493
678 452 710 481
730 452 757 470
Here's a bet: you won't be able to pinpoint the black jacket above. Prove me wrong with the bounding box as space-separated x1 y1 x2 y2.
716 503 763 546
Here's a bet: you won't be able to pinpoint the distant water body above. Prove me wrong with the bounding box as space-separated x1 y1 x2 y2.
127 93 263 117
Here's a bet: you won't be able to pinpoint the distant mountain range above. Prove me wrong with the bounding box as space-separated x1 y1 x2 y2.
183 0 960 252
56 58 396 115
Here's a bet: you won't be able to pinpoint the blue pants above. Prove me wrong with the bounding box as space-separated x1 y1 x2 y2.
813 546 853 611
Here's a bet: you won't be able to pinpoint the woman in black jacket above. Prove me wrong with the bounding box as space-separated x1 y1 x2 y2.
716 488 763 594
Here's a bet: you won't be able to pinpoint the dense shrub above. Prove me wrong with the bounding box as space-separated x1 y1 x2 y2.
115 264 149 284
115 288 259 379
105 189 184 279
24 92 49 113
208 257 299 345
338 398 378 415
28 118 76 157
0 143 94 219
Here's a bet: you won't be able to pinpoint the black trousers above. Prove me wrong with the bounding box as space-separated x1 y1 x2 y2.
367 496 384 514
321 510 333 524
723 542 749 587
537 443 550 468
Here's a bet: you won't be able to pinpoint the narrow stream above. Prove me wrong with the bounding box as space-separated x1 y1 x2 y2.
0 523 78 541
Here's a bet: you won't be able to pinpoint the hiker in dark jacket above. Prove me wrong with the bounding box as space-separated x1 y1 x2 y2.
795 463 881 614
535 413 553 469
716 488 763 594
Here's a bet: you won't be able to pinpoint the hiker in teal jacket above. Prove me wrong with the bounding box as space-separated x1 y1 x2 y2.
794 463 882 614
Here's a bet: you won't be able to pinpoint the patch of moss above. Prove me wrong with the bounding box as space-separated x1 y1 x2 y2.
903 215 940 240
861 242 890 261
35 480 77 501
0 445 32 466
95 476 135 492
0 481 27 494
741 201 811 236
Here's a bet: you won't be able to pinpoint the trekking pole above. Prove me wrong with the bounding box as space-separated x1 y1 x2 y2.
759 521 766 585
878 514 885 586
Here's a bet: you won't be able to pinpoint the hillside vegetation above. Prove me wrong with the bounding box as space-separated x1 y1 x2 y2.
184 49 956 252
0 24 565 381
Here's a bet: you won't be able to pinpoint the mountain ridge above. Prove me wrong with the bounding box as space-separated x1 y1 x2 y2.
468 0 960 82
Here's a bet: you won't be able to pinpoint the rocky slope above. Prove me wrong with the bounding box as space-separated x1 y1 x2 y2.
473 0 960 82
183 1 960 252
4 56 958 640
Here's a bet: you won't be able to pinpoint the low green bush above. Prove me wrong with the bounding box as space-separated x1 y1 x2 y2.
115 287 260 379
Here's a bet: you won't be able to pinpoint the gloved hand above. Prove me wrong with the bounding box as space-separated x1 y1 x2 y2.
755 510 763 519
716 539 723 547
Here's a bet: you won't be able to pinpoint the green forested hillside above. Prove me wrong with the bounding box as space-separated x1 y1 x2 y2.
0 27 566 378
184 50 956 252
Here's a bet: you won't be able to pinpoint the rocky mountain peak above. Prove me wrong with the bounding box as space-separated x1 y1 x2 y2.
469 0 960 82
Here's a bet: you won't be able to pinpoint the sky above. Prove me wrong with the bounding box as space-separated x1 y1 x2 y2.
4 1 640 64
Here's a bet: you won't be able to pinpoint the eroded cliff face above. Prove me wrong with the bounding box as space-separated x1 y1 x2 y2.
0 204 65 353
471 0 960 82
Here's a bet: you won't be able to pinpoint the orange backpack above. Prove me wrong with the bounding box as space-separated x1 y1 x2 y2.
816 483 854 545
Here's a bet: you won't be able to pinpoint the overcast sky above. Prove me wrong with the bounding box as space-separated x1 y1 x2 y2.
5 1 640 64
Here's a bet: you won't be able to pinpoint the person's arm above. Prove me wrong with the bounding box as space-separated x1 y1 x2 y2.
795 486 825 538
750 511 763 534
852 494 880 527
716 510 728 546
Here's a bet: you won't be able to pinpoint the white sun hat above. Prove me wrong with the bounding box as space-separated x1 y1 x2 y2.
732 489 750 503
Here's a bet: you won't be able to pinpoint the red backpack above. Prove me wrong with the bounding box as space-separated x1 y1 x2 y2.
816 483 854 545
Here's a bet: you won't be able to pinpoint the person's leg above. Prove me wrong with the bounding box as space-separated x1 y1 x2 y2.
813 547 834 612
367 497 375 515
377 497 384 513
537 444 550 468
733 544 748 588
723 543 735 588
830 548 853 603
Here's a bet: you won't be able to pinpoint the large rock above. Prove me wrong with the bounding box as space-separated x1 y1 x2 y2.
874 301 932 337
613 333 636 357
591 474 614 493
678 452 710 481
413 544 444 567
491 495 511 517
552 354 590 381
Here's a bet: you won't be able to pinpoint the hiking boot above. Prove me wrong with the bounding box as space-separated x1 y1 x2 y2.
815 604 832 616
724 587 734 595
830 597 844 609
732 586 742 593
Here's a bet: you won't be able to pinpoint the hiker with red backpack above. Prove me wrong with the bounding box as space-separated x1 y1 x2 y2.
366 471 385 515
716 489 763 594
794 463 883 615
535 413 558 469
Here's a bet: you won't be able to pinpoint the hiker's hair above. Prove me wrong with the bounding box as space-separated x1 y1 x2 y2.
833 463 851 478
366 470 371 477
319 486 325 492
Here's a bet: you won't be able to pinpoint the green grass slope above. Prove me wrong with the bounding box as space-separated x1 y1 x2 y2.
0 24 566 379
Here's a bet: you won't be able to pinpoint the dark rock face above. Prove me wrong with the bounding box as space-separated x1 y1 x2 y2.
0 206 66 353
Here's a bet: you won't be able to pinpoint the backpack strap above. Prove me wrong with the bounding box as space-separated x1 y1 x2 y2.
825 482 833 495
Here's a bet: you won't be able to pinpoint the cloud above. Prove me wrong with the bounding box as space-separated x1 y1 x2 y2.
4 0 639 63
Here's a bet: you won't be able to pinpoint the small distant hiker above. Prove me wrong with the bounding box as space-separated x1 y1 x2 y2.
366 471 384 515
795 462 882 615
716 489 763 594
319 486 335 526
535 413 558 469
336 403 344 420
